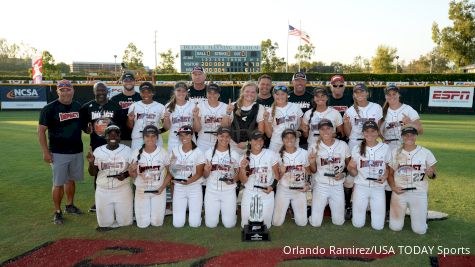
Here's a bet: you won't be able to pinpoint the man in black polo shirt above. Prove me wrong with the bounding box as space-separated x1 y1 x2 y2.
257 74 274 108
328 74 353 118
38 80 84 225
80 81 121 212
188 65 208 103
110 72 141 148
288 72 313 149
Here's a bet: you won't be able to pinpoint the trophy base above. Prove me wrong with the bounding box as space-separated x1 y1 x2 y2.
402 187 417 191
144 190 159 193
324 173 336 177
366 177 378 181
173 178 187 182
253 185 267 190
218 178 233 182
242 222 270 242
289 186 304 190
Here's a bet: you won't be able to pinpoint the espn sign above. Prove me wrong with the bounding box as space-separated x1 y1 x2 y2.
429 86 474 108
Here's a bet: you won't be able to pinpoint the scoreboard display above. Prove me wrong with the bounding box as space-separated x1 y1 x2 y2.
180 45 261 73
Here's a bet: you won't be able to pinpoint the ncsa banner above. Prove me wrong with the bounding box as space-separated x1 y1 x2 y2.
0 86 48 109
429 86 474 108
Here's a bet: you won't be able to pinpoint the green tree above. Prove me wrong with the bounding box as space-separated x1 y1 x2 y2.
294 43 315 63
42 51 61 79
156 49 178 74
56 62 71 74
371 45 398 73
432 0 475 68
406 48 450 73
122 42 144 70
260 39 285 72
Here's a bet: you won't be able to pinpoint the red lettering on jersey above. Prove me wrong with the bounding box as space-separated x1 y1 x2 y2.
59 112 79 122
119 101 133 109
332 106 348 112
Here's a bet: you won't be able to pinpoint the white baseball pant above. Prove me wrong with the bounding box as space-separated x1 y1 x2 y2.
352 184 386 230
310 183 345 227
95 185 133 228
273 185 307 226
344 140 362 189
204 188 237 228
241 189 274 229
173 183 203 228
389 191 428 234
134 189 166 228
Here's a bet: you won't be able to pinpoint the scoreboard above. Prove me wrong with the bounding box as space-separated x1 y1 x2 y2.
180 45 261 73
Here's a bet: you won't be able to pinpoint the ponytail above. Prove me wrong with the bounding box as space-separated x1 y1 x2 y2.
359 139 367 157
308 105 317 129
381 101 389 122
245 143 251 173
191 140 197 150
279 144 286 159
137 144 145 162
353 95 360 118
167 93 177 113
211 140 218 159
271 101 277 120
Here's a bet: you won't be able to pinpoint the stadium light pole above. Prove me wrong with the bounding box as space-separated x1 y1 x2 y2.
154 30 158 69
114 55 117 78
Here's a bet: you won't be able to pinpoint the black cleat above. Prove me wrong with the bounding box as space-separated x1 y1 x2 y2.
54 211 64 225
88 205 96 213
96 226 115 232
345 207 352 221
65 204 83 215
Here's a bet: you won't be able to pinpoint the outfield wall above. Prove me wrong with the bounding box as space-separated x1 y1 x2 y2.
0 84 473 114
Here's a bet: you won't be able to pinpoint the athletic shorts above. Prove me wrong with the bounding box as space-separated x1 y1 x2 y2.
51 153 84 186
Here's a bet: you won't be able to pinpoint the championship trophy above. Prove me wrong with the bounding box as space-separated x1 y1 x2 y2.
169 153 191 183
397 165 420 191
105 159 120 188
217 160 239 183
93 116 111 137
242 194 270 241
288 164 306 190
384 120 402 143
323 156 337 178
141 166 161 193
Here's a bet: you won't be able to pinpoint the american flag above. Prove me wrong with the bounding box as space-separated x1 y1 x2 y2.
288 25 311 44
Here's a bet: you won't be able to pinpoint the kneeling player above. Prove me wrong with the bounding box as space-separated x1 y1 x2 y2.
388 125 437 234
87 125 133 229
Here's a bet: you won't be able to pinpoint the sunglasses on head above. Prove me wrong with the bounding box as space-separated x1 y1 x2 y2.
332 84 344 88
273 85 288 92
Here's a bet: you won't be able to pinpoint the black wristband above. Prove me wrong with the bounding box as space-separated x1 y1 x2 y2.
158 127 168 134
272 179 278 191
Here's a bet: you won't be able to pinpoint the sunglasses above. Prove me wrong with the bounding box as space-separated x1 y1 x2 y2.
332 84 344 88
58 87 72 92
273 85 288 92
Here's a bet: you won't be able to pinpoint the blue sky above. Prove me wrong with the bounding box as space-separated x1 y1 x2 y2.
1 0 452 68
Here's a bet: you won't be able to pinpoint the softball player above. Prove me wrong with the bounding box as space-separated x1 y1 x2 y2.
388 125 437 234
127 82 166 150
170 125 205 227
239 131 280 228
347 121 390 230
302 87 344 148
203 127 240 228
343 83 383 220
272 129 310 227
264 85 303 152
193 84 228 153
163 82 196 153
87 125 133 229
309 120 351 227
129 125 172 228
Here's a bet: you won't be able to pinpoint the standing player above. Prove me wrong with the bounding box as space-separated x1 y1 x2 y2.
272 129 310 227
347 121 390 230
193 83 228 153
328 75 353 118
257 74 274 109
170 126 205 227
86 125 133 230
188 66 208 103
129 125 171 228
80 82 121 213
110 72 141 148
302 87 344 148
163 82 196 152
127 82 166 150
343 83 383 220
308 120 350 227
203 127 241 228
387 125 437 234
263 85 303 152
38 80 84 224
239 131 280 228
288 72 313 149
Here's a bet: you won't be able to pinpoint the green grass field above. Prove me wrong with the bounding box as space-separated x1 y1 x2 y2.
0 111 474 266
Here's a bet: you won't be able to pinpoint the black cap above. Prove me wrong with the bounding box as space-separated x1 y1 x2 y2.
292 72 307 81
249 131 265 140
142 125 160 136
176 125 193 135
384 85 400 94
207 83 221 93
281 128 297 139
174 81 188 90
217 126 232 135
191 65 205 74
362 120 379 131
121 72 135 81
104 125 121 136
317 119 334 129
353 83 368 92
401 125 418 135
139 82 154 92
313 87 328 96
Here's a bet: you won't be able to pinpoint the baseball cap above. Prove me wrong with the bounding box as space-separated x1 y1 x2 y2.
217 126 232 135
273 85 289 93
313 87 328 96
207 83 221 93
401 125 418 135
139 82 154 92
330 75 345 84
143 125 160 136
191 66 205 74
281 128 297 138
292 72 307 81
176 125 193 135
362 120 379 131
174 81 188 90
57 79 72 89
353 83 368 92
384 85 400 94
317 119 334 129
249 131 265 140
121 72 135 82
104 125 121 136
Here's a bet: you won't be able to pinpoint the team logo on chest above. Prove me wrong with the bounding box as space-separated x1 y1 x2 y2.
59 112 79 122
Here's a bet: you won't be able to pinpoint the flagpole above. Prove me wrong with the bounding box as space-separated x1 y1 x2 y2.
286 21 289 73
298 20 302 72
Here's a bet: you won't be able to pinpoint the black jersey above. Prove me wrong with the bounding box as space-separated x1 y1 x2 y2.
257 95 274 109
110 92 142 141
188 84 208 103
288 91 313 114
328 94 353 117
